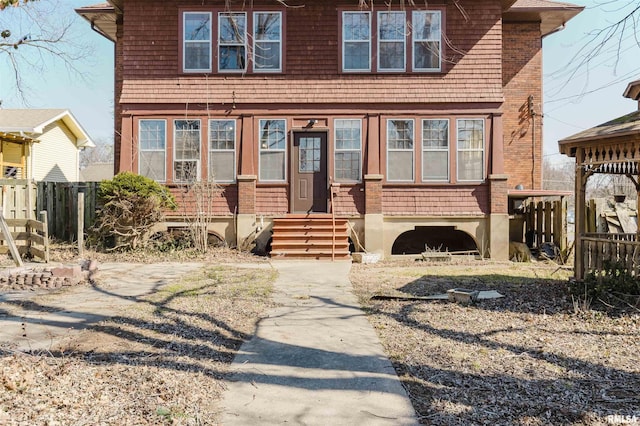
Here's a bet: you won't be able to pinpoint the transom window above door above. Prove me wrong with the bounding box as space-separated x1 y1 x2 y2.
182 10 283 74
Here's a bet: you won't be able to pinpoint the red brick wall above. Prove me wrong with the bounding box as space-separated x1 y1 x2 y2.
502 21 543 190
382 185 490 215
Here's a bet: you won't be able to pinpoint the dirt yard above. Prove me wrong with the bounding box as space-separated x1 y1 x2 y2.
350 260 640 426
1 245 639 425
0 257 277 425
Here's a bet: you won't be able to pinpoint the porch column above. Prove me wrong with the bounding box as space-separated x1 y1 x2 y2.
489 174 509 260
366 114 380 175
574 148 586 281
364 174 384 257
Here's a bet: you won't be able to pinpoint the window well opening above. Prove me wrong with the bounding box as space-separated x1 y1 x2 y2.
391 226 477 255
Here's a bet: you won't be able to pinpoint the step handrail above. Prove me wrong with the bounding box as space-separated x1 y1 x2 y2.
330 182 339 261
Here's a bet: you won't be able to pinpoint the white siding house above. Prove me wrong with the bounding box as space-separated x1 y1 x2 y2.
0 109 94 182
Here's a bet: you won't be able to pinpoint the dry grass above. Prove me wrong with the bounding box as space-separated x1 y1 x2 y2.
0 263 277 425
350 259 640 426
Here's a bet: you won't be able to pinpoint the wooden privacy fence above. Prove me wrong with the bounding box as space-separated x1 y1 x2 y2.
582 233 640 278
0 179 36 219
521 199 567 250
36 182 100 242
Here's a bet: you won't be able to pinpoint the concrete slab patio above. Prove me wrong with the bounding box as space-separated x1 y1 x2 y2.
220 260 418 426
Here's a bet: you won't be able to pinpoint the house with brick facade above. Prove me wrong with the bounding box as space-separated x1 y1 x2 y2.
77 0 582 259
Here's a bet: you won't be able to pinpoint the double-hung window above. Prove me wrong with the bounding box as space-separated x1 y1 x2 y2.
139 120 166 181
209 120 236 182
387 119 414 182
422 119 449 181
457 119 484 181
342 12 371 71
334 119 362 182
413 11 441 71
219 12 247 72
378 11 406 72
253 12 282 72
174 120 201 182
342 9 441 72
183 12 212 72
259 119 286 181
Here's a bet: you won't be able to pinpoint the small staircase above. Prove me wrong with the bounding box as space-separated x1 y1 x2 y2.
270 214 351 260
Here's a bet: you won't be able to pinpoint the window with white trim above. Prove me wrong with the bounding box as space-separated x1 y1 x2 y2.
342 9 442 73
422 119 449 181
219 12 247 72
209 120 236 182
334 119 362 182
387 119 414 182
253 12 282 72
259 119 286 181
183 12 212 72
413 11 441 71
174 120 201 182
342 11 371 71
139 120 166 181
457 119 484 181
378 11 406 72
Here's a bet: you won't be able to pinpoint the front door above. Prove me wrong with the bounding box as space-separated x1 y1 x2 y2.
292 132 328 213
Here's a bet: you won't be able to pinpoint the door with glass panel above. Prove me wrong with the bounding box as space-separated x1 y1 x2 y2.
292 132 328 213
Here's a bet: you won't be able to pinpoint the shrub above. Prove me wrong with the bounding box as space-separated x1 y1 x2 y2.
90 172 176 251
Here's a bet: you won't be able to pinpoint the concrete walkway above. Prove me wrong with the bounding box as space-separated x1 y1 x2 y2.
0 262 205 352
220 260 418 425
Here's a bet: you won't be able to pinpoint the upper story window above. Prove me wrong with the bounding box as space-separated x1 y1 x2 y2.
342 9 442 73
183 12 212 72
219 12 247 72
413 11 441 71
139 119 167 182
378 11 406 72
254 12 282 72
342 12 371 72
182 10 282 74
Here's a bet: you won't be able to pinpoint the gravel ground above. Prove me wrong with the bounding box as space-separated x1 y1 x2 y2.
350 260 640 426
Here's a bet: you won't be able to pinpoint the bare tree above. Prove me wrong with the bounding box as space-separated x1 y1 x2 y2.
80 137 114 169
0 0 91 100
546 1 640 98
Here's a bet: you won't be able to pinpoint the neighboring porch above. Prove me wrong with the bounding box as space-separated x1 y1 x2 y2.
559 79 640 281
0 131 35 179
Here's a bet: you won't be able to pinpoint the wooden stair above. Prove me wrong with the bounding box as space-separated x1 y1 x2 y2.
270 214 351 260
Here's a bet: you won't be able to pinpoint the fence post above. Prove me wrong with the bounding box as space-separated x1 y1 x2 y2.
78 186 85 256
40 210 49 263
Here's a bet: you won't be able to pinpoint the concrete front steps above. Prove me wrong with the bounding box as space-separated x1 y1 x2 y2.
270 214 351 260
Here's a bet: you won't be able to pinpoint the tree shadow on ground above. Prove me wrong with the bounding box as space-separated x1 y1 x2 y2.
359 273 640 424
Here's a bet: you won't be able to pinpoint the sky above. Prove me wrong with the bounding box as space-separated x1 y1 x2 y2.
0 0 638 159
